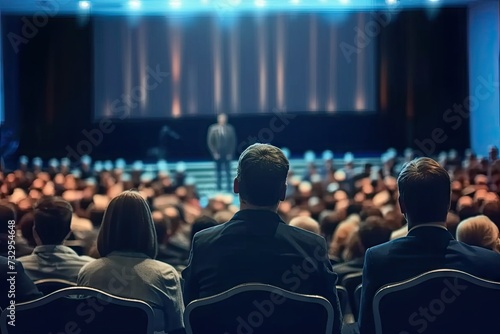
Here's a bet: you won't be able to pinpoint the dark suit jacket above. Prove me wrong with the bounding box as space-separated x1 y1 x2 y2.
359 225 500 334
207 124 237 159
0 256 43 309
182 209 343 334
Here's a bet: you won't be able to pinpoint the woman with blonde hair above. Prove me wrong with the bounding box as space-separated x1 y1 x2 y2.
78 190 184 333
456 215 500 252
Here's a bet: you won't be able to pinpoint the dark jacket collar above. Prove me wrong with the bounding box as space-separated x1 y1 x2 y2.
231 209 285 224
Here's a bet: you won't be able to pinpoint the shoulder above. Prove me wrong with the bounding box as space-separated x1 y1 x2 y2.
192 223 225 244
281 223 328 248
17 254 35 264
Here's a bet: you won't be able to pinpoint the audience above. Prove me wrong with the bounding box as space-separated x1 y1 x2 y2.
456 215 500 252
358 157 500 333
182 143 343 334
0 146 499 333
77 190 185 334
18 196 94 282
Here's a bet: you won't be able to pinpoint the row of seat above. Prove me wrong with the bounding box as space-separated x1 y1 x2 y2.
2 269 500 333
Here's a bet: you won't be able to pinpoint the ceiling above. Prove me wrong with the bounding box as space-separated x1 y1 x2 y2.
0 0 488 14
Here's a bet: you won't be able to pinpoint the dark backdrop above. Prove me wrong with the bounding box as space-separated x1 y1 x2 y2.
1 8 469 161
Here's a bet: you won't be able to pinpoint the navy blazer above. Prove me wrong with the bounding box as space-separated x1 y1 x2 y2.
182 209 343 334
358 225 500 334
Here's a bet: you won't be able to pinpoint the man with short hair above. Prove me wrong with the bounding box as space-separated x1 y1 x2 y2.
18 197 94 282
183 143 342 334
358 157 500 333
207 113 237 192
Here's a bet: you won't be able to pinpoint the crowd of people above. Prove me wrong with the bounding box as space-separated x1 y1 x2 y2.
1 143 500 333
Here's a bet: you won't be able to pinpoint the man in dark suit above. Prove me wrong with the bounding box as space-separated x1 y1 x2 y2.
183 143 343 334
358 157 500 334
207 113 237 192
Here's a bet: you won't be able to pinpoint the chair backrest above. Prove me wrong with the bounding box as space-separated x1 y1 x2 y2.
34 278 76 295
184 283 334 334
340 271 363 316
353 283 362 321
0 287 155 334
373 269 500 334
336 285 349 316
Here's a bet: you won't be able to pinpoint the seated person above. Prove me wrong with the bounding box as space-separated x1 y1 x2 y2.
456 215 500 252
77 190 184 334
333 216 392 282
0 256 43 309
359 158 500 333
182 143 343 334
18 197 94 282
289 216 321 235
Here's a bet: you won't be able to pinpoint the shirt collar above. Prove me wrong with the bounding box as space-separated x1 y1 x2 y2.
408 223 448 234
33 245 78 255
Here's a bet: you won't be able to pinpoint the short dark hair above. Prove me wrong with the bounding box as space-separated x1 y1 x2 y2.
397 157 451 224
236 144 289 206
97 190 157 258
33 196 73 245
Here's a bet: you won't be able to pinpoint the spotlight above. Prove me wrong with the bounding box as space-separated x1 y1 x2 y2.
78 1 91 10
129 0 141 9
169 0 182 8
254 0 266 7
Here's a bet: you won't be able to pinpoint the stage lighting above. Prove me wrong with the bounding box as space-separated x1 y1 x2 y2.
169 0 182 9
254 0 266 7
429 0 439 2
322 150 334 160
78 1 91 10
290 0 300 5
304 150 316 163
339 0 349 4
129 0 141 10
385 0 397 5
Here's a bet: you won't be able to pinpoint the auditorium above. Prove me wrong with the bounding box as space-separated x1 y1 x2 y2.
0 0 499 333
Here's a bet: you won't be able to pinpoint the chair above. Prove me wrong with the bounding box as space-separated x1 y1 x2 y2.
336 285 349 316
353 283 362 321
34 278 76 295
0 287 155 334
373 269 500 334
184 283 334 334
340 271 362 318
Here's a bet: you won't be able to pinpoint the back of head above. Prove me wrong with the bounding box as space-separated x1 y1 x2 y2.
191 215 218 242
481 201 500 229
33 196 73 245
397 157 451 224
97 190 157 258
456 215 499 252
0 202 16 235
236 144 289 207
289 216 320 235
358 216 392 250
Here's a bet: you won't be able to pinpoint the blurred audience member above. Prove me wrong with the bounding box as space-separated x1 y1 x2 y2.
289 216 320 234
456 215 500 252
18 197 94 282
